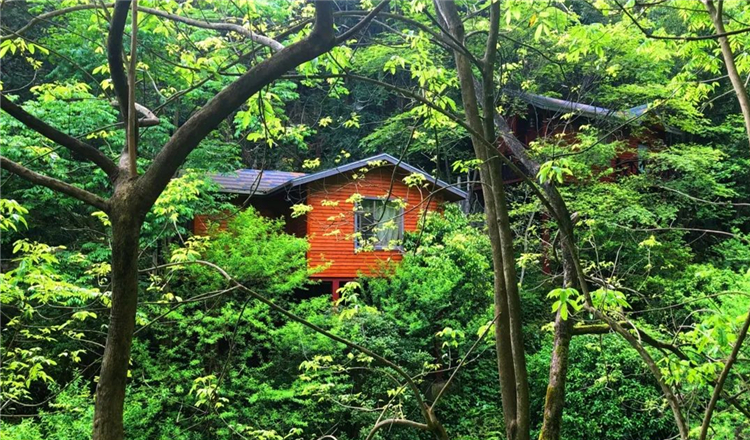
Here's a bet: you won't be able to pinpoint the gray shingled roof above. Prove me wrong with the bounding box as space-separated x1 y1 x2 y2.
210 153 467 201
210 170 306 195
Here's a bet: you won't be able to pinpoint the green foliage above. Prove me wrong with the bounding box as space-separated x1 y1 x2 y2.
547 287 583 320
3 0 750 438
528 335 677 439
186 207 312 294
1 204 102 410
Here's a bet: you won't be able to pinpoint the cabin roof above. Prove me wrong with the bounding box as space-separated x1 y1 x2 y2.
514 91 682 134
513 91 645 121
211 170 306 195
210 153 467 201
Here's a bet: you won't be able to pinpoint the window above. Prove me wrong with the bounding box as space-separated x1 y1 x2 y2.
355 199 403 250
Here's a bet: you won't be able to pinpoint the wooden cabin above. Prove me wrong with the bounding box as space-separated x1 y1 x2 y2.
194 154 467 297
461 91 682 211
502 91 681 181
482 92 683 274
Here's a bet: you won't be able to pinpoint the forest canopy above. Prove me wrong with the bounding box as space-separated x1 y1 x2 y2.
1 1 749 440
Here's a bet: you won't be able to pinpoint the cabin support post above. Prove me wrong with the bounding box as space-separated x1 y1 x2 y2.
331 279 342 302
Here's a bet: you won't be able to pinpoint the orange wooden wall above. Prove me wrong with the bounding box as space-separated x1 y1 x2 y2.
306 168 443 279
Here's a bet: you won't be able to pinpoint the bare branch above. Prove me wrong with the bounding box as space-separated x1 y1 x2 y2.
615 0 750 41
0 95 119 178
139 5 283 51
1 157 109 211
336 10 480 67
364 419 430 440
0 4 105 42
132 102 159 127
656 184 750 207
571 321 691 360
107 1 131 120
334 1 391 44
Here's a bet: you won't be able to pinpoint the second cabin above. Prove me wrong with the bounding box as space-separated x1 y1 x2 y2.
194 153 467 297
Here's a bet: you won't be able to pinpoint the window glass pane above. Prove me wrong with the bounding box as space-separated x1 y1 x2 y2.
356 199 402 249
375 204 399 245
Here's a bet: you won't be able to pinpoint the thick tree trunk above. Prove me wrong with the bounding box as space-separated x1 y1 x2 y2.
92 186 145 440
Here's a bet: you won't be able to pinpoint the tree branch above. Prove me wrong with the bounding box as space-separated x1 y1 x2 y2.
334 1 390 44
0 4 105 42
699 304 750 440
615 0 750 41
107 1 131 120
132 102 159 127
1 157 109 211
139 5 283 51
0 95 119 178
3 3 284 51
134 1 385 213
572 321 691 359
364 419 430 440
336 10 480 67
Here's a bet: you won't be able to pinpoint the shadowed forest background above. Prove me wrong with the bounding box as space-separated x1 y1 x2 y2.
1 1 750 440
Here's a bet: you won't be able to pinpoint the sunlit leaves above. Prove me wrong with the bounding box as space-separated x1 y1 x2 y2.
537 158 574 184
343 112 360 129
547 287 583 320
235 82 312 147
153 171 211 223
30 82 91 102
1 210 102 405
290 203 313 218
170 235 210 263
190 374 228 409
590 288 630 313
436 326 465 349
0 38 49 61
0 199 29 232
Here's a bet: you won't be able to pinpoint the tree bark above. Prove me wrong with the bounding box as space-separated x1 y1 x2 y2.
92 185 145 440
474 72 582 440
538 253 575 440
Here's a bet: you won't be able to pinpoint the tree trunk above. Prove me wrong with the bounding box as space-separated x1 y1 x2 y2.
433 2 530 438
92 186 145 440
703 0 750 152
537 252 575 440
